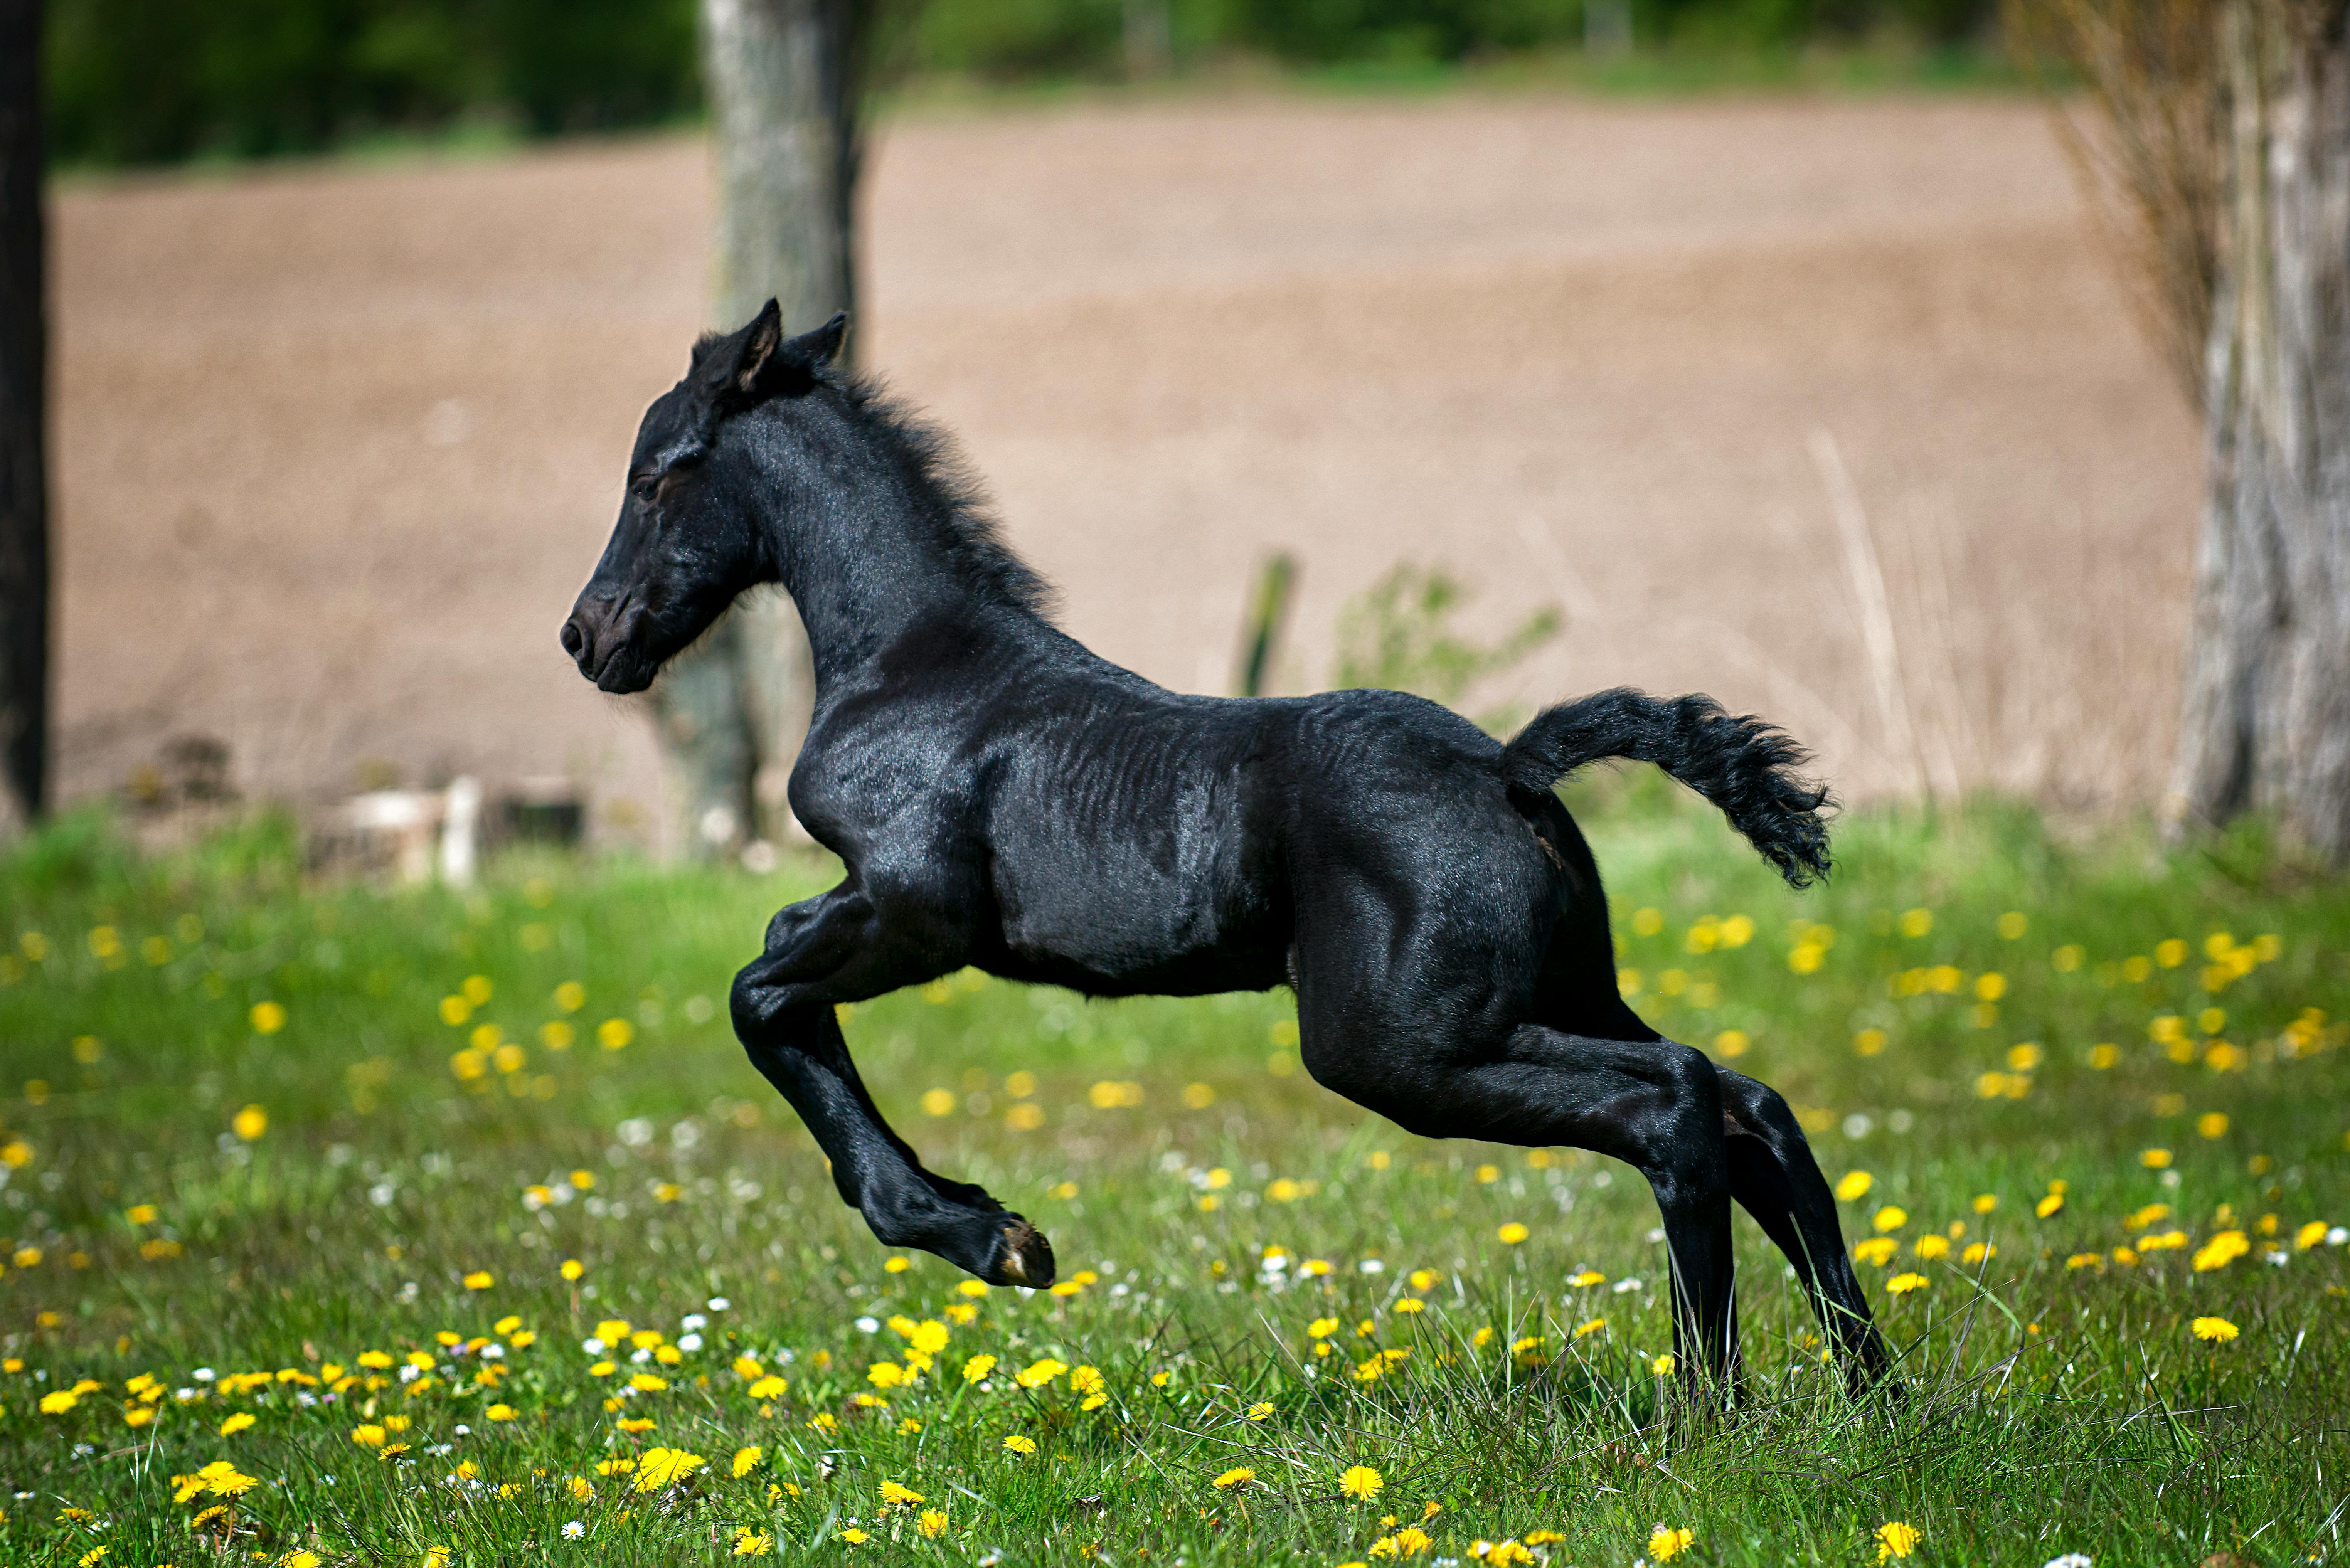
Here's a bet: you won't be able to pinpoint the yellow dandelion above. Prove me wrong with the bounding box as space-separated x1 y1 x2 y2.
231 1104 268 1141
733 1445 763 1477
1003 1434 1038 1455
1875 1521 1921 1561
1835 1170 1873 1201
1885 1273 1929 1295
219 1412 256 1435
733 1529 774 1557
919 1509 949 1538
1496 1222 1530 1245
2192 1316 2239 1342
1340 1464 1384 1499
1647 1524 1695 1561
1213 1466 1256 1488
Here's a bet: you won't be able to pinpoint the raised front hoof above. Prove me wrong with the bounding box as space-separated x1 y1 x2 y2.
981 1217 1056 1288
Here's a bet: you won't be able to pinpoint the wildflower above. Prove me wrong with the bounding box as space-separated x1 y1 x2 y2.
1394 1297 1426 1314
1003 1434 1038 1455
486 1403 516 1421
2041 1555 2093 1568
1247 1401 1275 1420
1853 1238 1899 1266
231 1104 268 1141
172 1460 258 1502
1914 1235 1950 1260
1835 1171 1873 1201
1341 1464 1384 1499
628 1373 667 1392
1309 1317 1340 1339
1646 1524 1694 1562
2140 1148 2173 1169
1876 1521 1921 1561
2036 1193 2065 1218
1372 1526 1436 1556
1573 1317 1608 1338
1212 1467 1255 1488
963 1353 997 1384
880 1480 926 1506
563 1521 587 1539
838 1529 869 1544
463 1270 494 1290
219 1412 256 1435
733 1445 763 1477
867 1362 906 1390
1873 1206 1907 1232
632 1447 707 1491
1496 1223 1530 1245
561 1259 585 1280
351 1424 387 1447
749 1375 788 1399
1014 1357 1067 1389
2192 1231 2251 1272
39 1390 78 1413
919 1508 950 1538
2192 1316 2239 1342
1651 1353 1676 1376
1885 1273 1929 1295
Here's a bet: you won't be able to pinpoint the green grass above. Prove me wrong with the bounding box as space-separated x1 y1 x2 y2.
0 790 2345 1566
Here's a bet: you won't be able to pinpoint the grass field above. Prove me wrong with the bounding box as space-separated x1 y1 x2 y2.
0 789 2345 1566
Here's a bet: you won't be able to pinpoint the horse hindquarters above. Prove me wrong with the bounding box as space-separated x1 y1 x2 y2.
1283 792 1744 1387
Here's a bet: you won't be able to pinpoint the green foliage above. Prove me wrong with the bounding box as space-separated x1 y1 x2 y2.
0 801 2344 1561
40 0 2003 168
45 0 700 165
1330 562 1560 721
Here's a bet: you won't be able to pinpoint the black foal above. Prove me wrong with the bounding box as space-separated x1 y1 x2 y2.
561 302 1892 1391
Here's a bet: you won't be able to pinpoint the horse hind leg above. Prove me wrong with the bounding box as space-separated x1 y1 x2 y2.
1716 1066 1892 1390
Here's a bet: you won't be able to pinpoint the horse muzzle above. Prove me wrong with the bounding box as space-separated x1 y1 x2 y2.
560 597 657 694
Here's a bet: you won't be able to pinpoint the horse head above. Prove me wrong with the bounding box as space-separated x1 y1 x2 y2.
560 301 847 693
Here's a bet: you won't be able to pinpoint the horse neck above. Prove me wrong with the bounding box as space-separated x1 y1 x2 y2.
752 419 1017 693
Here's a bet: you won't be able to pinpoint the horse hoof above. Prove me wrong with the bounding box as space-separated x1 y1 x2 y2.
986 1218 1056 1288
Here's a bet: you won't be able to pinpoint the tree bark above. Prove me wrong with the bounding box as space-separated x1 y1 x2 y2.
0 0 47 837
658 0 865 857
2171 0 2350 859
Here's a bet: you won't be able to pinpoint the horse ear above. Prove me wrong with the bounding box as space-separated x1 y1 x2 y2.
731 299 786 398
786 312 850 370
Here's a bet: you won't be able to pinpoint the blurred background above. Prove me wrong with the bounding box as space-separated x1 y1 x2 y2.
10 0 2224 861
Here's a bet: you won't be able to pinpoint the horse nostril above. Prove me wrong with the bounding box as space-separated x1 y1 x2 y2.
560 616 588 660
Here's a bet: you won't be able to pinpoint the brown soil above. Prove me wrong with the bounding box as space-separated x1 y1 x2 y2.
52 91 2198 840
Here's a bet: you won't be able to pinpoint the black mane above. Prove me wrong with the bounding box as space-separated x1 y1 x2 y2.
835 375 1060 623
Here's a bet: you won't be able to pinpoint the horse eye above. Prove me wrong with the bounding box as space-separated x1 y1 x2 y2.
629 474 661 504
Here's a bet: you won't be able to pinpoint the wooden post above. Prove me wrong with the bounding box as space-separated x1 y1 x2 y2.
0 0 46 836
2170 0 2350 859
654 0 867 858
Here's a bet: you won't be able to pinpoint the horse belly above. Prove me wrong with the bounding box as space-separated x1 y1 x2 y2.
988 817 1278 994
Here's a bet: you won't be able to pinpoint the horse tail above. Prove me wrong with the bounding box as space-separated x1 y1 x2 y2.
1498 687 1833 888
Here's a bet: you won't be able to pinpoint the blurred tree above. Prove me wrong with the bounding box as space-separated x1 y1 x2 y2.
2015 0 2350 859
0 0 46 834
648 0 873 860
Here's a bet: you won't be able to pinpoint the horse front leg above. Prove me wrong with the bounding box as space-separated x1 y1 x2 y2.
729 888 1057 1287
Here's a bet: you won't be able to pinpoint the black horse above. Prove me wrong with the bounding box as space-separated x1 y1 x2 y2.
562 303 1890 1390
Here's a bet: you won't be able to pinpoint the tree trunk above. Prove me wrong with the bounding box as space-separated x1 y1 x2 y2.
0 0 47 838
658 0 865 857
2172 0 2350 859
